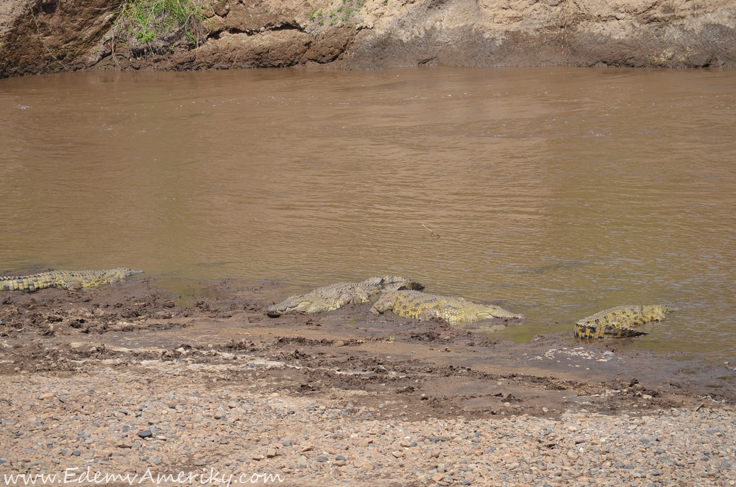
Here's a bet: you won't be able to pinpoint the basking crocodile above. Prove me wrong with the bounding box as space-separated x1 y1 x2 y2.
370 290 524 326
575 305 679 339
266 276 423 317
0 268 143 292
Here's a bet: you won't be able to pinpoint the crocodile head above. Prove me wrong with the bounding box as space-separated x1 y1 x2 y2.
360 275 425 293
267 295 312 317
112 268 144 278
476 306 525 321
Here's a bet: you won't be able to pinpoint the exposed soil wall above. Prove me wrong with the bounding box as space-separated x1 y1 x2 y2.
1 0 735 78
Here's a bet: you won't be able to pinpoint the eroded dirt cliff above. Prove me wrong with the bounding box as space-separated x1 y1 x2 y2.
1 0 735 78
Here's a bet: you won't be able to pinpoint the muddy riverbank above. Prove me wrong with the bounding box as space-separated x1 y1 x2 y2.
2 277 734 418
1 0 735 78
1 278 735 485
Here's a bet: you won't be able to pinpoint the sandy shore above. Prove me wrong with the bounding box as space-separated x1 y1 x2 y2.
1 278 735 486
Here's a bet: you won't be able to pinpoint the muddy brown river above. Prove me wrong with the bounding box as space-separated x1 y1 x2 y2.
1 67 734 361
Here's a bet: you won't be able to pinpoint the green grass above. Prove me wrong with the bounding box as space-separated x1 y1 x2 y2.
309 0 365 27
117 0 204 46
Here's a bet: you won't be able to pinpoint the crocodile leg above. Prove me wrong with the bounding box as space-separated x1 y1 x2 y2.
370 294 396 315
419 308 443 321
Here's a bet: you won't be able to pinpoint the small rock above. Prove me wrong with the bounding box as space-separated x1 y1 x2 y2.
316 456 328 463
39 393 54 400
137 430 153 439
266 449 277 458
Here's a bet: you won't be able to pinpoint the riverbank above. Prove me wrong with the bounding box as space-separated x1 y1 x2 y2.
1 278 735 485
1 0 735 79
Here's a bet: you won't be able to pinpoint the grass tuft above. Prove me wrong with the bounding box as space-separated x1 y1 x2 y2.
117 0 204 45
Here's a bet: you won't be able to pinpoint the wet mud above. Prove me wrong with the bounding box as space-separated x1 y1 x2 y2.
1 277 734 422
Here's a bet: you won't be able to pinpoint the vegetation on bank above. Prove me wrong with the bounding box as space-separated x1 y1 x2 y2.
116 0 204 47
310 0 366 27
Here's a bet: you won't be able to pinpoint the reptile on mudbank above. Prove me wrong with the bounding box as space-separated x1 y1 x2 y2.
370 290 524 326
267 276 424 317
575 305 679 339
0 268 143 292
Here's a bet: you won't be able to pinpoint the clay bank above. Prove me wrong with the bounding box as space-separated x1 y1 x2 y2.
1 0 735 78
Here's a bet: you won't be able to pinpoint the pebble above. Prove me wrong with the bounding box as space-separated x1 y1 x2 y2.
0 365 734 487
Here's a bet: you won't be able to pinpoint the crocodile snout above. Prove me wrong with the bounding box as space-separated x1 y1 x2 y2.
266 306 283 318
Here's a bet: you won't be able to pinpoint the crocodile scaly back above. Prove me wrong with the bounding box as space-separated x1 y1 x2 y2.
0 268 143 292
574 305 679 339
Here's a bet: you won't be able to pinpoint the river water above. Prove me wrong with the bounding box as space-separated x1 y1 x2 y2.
1 67 734 361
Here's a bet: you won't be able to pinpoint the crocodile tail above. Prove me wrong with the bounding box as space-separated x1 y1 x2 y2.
575 323 647 339
0 276 51 292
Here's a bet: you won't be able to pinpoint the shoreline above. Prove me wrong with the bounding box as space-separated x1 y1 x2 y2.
2 0 736 79
1 279 735 485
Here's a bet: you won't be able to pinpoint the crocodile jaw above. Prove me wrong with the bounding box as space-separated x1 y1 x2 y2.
115 268 144 278
477 308 525 321
266 296 315 317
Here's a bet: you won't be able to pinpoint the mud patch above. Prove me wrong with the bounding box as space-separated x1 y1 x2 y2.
1 278 734 422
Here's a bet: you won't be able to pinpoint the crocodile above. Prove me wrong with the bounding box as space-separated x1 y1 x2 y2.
266 276 424 317
0 268 143 292
574 305 679 339
370 290 524 326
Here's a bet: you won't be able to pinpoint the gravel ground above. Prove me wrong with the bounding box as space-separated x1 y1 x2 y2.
1 364 734 487
1 281 735 486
